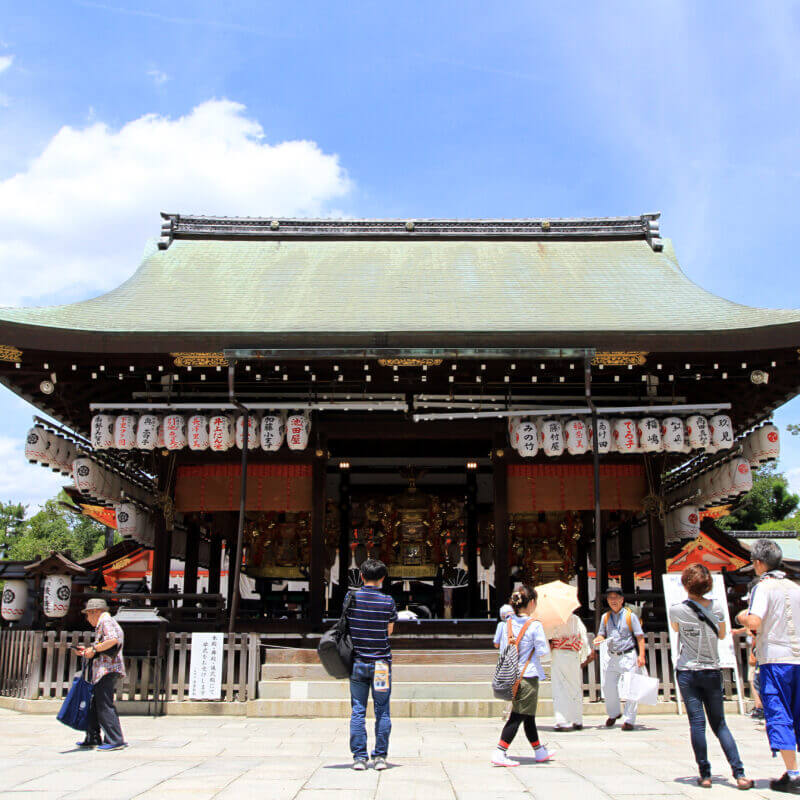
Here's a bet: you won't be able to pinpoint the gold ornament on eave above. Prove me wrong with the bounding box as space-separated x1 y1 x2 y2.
591 351 648 367
378 358 443 367
0 345 22 363
171 352 228 368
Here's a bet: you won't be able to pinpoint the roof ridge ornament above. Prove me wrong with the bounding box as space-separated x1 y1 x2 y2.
157 212 666 250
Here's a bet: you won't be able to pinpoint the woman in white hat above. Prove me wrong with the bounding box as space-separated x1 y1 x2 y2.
74 598 127 750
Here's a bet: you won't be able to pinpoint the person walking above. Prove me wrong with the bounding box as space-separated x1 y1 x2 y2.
593 587 645 730
548 613 592 730
670 564 752 790
491 585 551 766
74 598 126 751
493 603 514 648
345 558 398 771
737 539 800 794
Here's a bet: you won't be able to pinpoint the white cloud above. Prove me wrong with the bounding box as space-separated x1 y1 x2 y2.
0 54 13 74
787 467 800 497
0 434 68 511
0 99 352 304
147 68 169 86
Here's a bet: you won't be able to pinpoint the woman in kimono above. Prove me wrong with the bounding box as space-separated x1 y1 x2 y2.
548 613 593 730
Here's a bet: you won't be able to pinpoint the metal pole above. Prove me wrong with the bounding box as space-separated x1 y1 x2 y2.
585 357 604 631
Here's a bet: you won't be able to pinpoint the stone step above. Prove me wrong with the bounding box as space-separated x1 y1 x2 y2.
246 698 687 718
263 648 498 665
257 680 553 700
260 663 503 682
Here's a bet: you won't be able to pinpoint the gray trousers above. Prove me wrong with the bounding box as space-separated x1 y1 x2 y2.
87 673 125 746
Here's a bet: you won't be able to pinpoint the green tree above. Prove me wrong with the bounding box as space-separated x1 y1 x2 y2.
0 501 27 558
718 463 799 530
2 492 108 562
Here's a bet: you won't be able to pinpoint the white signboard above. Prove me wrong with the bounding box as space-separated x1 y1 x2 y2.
662 573 736 669
188 633 224 700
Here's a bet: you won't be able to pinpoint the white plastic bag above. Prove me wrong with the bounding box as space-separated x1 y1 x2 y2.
619 668 659 705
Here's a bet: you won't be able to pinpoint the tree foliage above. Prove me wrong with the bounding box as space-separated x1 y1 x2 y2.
717 463 800 530
0 493 110 562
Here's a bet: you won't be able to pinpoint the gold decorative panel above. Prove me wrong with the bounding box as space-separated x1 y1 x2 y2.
591 351 648 366
171 352 228 367
378 358 443 367
0 345 22 363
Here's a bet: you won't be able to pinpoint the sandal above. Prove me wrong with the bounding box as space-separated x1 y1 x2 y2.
698 777 712 788
736 777 753 790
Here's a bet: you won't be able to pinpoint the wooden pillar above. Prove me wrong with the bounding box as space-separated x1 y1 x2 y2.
207 535 222 596
619 519 635 595
466 467 479 616
309 449 327 628
183 520 200 596
576 513 590 611
492 435 509 613
337 468 351 612
646 455 667 615
152 514 172 594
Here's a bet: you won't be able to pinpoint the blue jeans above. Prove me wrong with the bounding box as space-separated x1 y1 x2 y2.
677 669 744 778
350 659 392 760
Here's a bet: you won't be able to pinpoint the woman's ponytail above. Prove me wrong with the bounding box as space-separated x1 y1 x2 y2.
508 584 537 614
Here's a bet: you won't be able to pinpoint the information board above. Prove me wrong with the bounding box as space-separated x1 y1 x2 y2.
188 632 224 700
661 573 737 669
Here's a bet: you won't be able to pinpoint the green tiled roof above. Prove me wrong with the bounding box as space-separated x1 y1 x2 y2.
1 231 799 336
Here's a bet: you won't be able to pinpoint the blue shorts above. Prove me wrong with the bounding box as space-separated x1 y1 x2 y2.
760 663 800 753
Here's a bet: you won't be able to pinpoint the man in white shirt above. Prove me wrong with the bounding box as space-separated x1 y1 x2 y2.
737 539 800 794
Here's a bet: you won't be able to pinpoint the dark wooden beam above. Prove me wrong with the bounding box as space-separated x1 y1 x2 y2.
207 535 222 596
309 444 328 627
183 520 200 595
619 520 635 595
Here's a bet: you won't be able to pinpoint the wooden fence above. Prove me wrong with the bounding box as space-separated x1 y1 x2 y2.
1 628 755 707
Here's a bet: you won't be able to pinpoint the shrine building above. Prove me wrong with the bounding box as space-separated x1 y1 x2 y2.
1 213 798 635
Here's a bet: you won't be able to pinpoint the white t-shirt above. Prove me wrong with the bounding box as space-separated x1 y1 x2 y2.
749 575 800 664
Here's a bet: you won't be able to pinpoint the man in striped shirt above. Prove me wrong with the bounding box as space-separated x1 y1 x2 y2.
345 558 398 771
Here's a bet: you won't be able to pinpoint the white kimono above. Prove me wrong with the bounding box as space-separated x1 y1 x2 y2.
548 615 590 727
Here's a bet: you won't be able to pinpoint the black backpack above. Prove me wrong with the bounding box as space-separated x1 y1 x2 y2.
317 592 355 679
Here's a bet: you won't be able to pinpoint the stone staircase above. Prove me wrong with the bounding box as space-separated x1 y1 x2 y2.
248 648 612 718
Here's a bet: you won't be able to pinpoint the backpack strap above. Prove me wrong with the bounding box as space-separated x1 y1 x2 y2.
682 599 719 637
511 619 537 698
625 609 634 634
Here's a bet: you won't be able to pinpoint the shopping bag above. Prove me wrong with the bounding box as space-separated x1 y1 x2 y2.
619 668 659 705
57 662 94 731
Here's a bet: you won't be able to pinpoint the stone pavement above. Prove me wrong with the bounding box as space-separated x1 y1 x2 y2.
0 707 788 799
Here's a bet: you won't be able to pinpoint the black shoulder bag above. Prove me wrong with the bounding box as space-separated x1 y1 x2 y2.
683 599 720 637
317 592 355 679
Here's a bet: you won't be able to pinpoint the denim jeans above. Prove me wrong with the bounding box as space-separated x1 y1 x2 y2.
350 659 391 760
677 669 744 778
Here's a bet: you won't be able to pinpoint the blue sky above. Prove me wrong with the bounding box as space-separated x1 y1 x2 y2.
1 1 800 507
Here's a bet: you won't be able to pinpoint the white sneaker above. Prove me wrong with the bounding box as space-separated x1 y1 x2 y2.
534 746 551 763
352 759 368 771
373 756 388 771
491 750 520 767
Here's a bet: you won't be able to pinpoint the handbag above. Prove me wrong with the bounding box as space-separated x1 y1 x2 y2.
317 592 355 679
57 660 94 731
619 667 659 705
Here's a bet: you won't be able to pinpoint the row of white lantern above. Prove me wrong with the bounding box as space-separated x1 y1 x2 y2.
72 457 152 505
741 423 780 466
1 575 73 621
114 502 155 546
508 414 737 458
90 412 311 452
25 426 80 475
664 505 702 544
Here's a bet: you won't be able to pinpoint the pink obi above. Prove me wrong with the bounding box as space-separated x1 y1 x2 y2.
550 635 581 652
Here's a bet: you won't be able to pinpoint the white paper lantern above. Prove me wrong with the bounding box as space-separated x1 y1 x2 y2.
43 574 72 618
136 414 160 450
709 414 734 451
515 420 539 458
163 414 187 450
113 414 137 450
685 415 711 452
613 418 639 454
564 419 588 455
55 439 77 475
709 466 728 505
661 417 686 453
261 413 286 452
674 505 700 539
187 415 209 451
25 425 51 464
539 419 564 457
236 415 259 449
507 416 523 450
755 424 780 463
287 413 311 451
1 580 28 622
637 417 662 453
664 511 680 545
156 419 165 449
90 414 115 450
209 415 233 451
729 457 753 497
115 502 140 540
72 457 102 496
